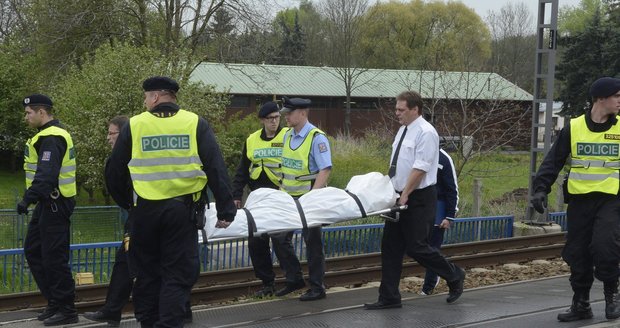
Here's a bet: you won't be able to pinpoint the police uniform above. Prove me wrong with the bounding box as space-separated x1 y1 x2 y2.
532 77 620 322
231 102 304 296
105 77 236 327
280 97 332 301
421 148 459 295
18 94 78 326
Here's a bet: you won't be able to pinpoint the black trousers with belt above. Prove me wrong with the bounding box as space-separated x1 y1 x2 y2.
130 197 198 328
24 197 76 309
563 194 620 294
248 230 304 285
378 185 461 303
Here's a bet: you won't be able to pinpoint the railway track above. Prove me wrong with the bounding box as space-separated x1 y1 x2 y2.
0 232 565 313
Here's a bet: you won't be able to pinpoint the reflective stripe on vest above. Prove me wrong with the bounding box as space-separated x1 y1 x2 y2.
568 115 620 195
280 128 323 196
246 128 289 186
128 109 207 200
23 125 77 197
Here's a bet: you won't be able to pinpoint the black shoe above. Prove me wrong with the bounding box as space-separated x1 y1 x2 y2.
557 305 593 322
83 310 121 327
299 289 326 301
37 304 59 321
43 312 79 326
363 300 402 310
275 280 306 297
254 284 275 298
446 268 466 303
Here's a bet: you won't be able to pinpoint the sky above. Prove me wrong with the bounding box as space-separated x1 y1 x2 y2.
279 0 585 22
448 0 582 19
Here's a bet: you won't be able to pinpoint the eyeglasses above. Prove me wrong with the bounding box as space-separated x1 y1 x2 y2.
108 131 120 136
264 115 281 122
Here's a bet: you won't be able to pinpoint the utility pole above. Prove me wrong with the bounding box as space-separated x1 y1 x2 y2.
526 0 558 223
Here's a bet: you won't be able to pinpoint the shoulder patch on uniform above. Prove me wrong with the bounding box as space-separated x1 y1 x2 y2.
318 142 327 153
41 151 51 161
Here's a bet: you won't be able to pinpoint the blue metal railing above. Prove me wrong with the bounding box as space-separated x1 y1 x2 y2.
549 212 567 230
0 214 520 293
444 215 514 244
0 206 123 249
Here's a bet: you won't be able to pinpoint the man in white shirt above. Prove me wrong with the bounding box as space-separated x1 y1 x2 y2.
364 91 466 310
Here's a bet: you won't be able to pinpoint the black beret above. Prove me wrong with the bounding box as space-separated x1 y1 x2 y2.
258 101 280 118
590 77 620 98
280 96 311 113
23 94 53 108
142 76 180 93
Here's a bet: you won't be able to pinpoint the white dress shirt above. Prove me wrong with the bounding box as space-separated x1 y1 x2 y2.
389 116 439 192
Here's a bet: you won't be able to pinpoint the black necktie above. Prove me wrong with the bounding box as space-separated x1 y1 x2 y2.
388 127 407 178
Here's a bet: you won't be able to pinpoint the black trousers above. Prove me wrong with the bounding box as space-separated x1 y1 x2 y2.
563 194 620 294
101 213 134 319
378 186 460 303
130 198 199 328
248 231 303 285
24 197 76 307
303 226 326 291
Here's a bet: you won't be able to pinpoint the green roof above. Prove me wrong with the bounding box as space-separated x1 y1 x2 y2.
190 62 532 101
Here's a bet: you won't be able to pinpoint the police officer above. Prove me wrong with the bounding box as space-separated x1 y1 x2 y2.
18 94 78 326
105 76 236 327
232 101 305 297
279 96 332 301
531 77 620 322
420 147 459 295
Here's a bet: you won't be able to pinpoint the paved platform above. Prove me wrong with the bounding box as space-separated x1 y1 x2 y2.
3 276 620 327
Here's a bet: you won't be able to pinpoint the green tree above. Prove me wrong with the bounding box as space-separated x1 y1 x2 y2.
321 0 369 136
206 7 236 61
559 0 605 36
54 44 229 202
485 2 536 92
359 0 491 71
557 9 611 116
297 0 326 66
0 42 42 171
273 12 306 65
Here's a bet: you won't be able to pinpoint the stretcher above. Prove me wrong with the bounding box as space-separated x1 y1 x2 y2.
201 172 404 243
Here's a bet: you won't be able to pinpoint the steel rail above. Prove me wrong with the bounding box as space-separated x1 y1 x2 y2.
0 232 565 313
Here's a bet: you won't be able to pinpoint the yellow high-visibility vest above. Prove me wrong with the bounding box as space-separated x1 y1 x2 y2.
246 128 288 186
24 125 77 197
281 127 323 196
568 115 620 195
128 109 207 200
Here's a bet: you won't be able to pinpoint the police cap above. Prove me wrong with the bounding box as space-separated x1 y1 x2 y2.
589 77 620 98
280 96 311 114
258 101 280 118
142 76 180 93
23 94 53 108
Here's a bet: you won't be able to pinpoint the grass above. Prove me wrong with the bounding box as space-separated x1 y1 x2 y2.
0 137 561 237
0 171 22 208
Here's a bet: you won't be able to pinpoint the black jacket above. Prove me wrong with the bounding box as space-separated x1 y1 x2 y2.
437 149 458 218
23 119 68 204
533 111 618 194
231 127 283 200
105 102 237 221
